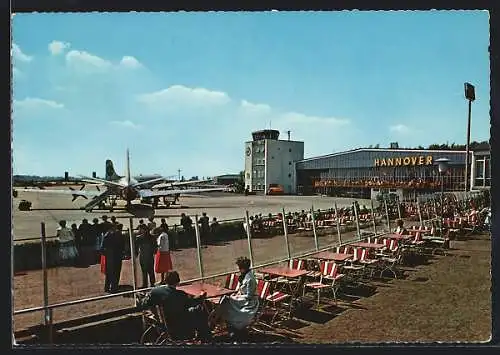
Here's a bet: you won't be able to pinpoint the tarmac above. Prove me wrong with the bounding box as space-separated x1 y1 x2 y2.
12 186 373 242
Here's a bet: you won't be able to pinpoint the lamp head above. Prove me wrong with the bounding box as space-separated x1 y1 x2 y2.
435 157 450 174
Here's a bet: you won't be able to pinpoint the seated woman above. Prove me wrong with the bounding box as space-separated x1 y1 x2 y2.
209 257 259 339
394 219 409 235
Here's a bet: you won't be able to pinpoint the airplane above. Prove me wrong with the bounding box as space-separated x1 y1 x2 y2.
15 149 228 214
105 159 164 184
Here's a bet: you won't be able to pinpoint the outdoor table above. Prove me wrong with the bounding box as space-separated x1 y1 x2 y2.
260 266 309 278
309 251 353 262
408 229 431 234
178 282 234 301
349 242 385 249
383 233 414 241
260 266 308 298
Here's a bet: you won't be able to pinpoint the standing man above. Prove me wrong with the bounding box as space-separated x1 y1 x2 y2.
78 219 93 266
101 223 124 293
180 213 194 247
199 212 210 242
136 224 157 288
147 217 156 232
90 218 101 264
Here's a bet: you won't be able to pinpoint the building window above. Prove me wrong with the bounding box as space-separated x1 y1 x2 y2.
288 173 292 178
289 161 292 165
289 148 292 152
272 156 274 159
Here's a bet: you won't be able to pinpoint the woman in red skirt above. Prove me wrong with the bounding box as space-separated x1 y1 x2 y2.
154 226 173 283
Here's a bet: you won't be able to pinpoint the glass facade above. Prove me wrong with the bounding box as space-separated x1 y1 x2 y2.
296 149 468 193
252 140 266 191
473 153 491 188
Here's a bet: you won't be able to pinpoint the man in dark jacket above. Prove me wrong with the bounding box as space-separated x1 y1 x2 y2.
101 223 125 292
136 224 156 288
137 271 212 342
198 213 210 242
78 219 93 265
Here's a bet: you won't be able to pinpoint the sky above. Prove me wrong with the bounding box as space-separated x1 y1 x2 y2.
12 11 490 178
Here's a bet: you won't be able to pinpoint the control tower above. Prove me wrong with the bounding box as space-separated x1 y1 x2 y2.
244 129 304 194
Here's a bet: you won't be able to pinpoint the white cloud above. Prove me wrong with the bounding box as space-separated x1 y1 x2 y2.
278 111 350 126
13 97 65 110
119 56 142 69
12 43 33 62
240 100 272 115
389 124 410 133
65 50 112 70
109 120 141 129
137 85 231 107
48 40 71 55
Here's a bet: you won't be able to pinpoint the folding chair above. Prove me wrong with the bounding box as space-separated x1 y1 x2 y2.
303 261 344 308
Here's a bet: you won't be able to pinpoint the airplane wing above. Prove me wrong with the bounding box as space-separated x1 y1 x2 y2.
138 187 227 198
152 179 212 189
132 177 166 188
78 176 124 188
15 188 103 198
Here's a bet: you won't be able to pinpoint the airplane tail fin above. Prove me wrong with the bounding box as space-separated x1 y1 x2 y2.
105 159 121 181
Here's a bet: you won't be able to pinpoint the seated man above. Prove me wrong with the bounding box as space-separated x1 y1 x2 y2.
137 271 212 342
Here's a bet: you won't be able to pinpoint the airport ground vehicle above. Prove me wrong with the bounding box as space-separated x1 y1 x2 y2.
267 184 284 195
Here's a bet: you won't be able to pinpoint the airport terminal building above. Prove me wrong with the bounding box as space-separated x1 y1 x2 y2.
295 148 471 199
244 130 490 197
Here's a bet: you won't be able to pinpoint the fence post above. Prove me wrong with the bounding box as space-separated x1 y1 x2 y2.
244 211 255 267
353 202 361 241
334 202 342 246
370 199 377 235
193 214 204 281
40 222 53 344
384 198 391 232
282 208 291 260
417 198 423 228
310 205 319 251
127 218 137 304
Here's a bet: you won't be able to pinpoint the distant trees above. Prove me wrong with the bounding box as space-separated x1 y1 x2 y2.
427 140 489 151
233 171 245 194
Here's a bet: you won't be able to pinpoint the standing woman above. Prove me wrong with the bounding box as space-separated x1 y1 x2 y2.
209 256 258 339
154 226 173 284
56 220 79 266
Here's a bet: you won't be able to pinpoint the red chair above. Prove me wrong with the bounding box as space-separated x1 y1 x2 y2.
225 273 240 291
303 261 344 308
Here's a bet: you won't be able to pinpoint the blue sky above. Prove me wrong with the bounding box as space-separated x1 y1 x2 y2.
12 11 490 178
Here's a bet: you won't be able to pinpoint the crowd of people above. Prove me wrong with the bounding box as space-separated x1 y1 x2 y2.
54 213 223 293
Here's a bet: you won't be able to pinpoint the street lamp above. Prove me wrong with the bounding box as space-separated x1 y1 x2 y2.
435 158 450 234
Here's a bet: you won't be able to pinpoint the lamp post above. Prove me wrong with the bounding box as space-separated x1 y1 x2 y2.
436 158 450 232
464 82 475 192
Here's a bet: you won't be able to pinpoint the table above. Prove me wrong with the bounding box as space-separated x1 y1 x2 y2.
309 251 354 262
408 229 431 234
349 242 385 249
260 266 309 278
383 233 414 241
178 282 234 299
